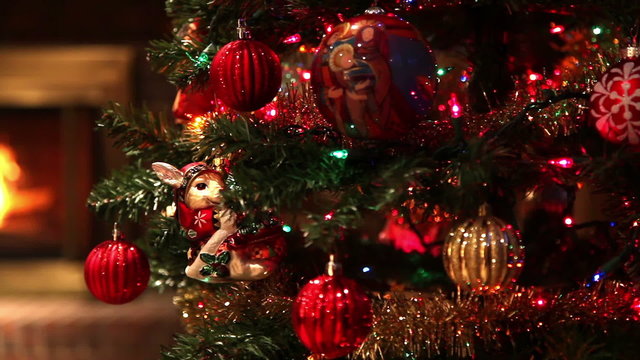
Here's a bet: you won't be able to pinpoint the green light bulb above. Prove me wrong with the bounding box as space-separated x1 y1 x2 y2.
329 149 349 159
197 53 209 66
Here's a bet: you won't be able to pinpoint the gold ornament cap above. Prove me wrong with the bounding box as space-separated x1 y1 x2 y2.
621 46 640 60
478 203 491 216
364 2 386 15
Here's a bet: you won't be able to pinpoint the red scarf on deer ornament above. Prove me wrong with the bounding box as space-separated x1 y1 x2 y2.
177 201 219 242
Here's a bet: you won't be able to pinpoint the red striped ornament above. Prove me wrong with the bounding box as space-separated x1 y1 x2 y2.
292 268 372 359
210 39 281 112
84 238 150 305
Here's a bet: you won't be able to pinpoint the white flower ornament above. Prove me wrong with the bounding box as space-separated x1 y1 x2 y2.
590 59 640 146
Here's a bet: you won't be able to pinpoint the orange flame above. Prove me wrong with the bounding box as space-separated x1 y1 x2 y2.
0 144 21 227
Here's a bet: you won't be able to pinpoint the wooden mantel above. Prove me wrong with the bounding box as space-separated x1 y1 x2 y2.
0 45 134 108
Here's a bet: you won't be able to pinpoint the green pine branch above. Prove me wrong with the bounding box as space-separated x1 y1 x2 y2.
147 39 213 87
98 103 194 164
192 115 534 248
89 88 609 264
143 214 191 291
195 116 356 211
584 148 640 223
161 321 306 360
88 166 173 222
164 0 213 21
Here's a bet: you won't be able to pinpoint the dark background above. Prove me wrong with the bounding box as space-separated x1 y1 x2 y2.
0 0 175 108
0 1 169 44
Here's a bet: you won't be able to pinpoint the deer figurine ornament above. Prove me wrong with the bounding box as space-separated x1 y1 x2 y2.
152 162 285 283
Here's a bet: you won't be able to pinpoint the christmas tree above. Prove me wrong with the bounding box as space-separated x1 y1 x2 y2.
86 0 640 358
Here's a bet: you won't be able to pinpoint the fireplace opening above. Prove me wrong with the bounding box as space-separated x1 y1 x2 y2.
0 46 137 259
0 107 99 258
0 141 55 245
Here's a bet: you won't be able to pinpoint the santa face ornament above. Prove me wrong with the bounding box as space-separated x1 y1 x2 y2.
311 13 437 141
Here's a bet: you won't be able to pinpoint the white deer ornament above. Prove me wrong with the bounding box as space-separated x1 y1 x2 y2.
152 162 285 283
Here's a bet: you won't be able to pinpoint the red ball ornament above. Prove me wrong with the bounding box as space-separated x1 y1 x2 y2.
172 85 216 123
631 297 640 320
590 47 640 147
379 206 452 257
311 8 437 140
292 257 372 359
210 20 282 112
176 18 206 46
84 227 150 304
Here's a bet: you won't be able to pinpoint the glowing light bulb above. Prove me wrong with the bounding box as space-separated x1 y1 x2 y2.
534 298 547 307
448 93 462 118
329 149 349 159
324 211 334 221
548 157 574 168
631 298 640 317
283 33 301 44
549 158 573 169
528 73 542 81
592 272 604 282
563 216 574 227
550 25 565 34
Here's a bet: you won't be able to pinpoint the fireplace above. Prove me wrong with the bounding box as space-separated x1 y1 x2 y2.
0 46 182 360
0 45 134 258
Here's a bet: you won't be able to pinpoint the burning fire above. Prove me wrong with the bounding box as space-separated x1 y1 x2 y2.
0 144 21 227
0 143 53 230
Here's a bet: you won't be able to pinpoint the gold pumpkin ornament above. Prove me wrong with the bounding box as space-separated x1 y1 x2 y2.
443 204 525 292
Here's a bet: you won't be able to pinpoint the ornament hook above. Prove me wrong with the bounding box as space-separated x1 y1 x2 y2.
112 222 120 241
237 18 252 40
326 254 342 276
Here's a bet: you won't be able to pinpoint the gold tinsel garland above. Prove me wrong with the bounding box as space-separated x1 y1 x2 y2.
174 271 295 332
175 276 640 359
358 282 640 359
